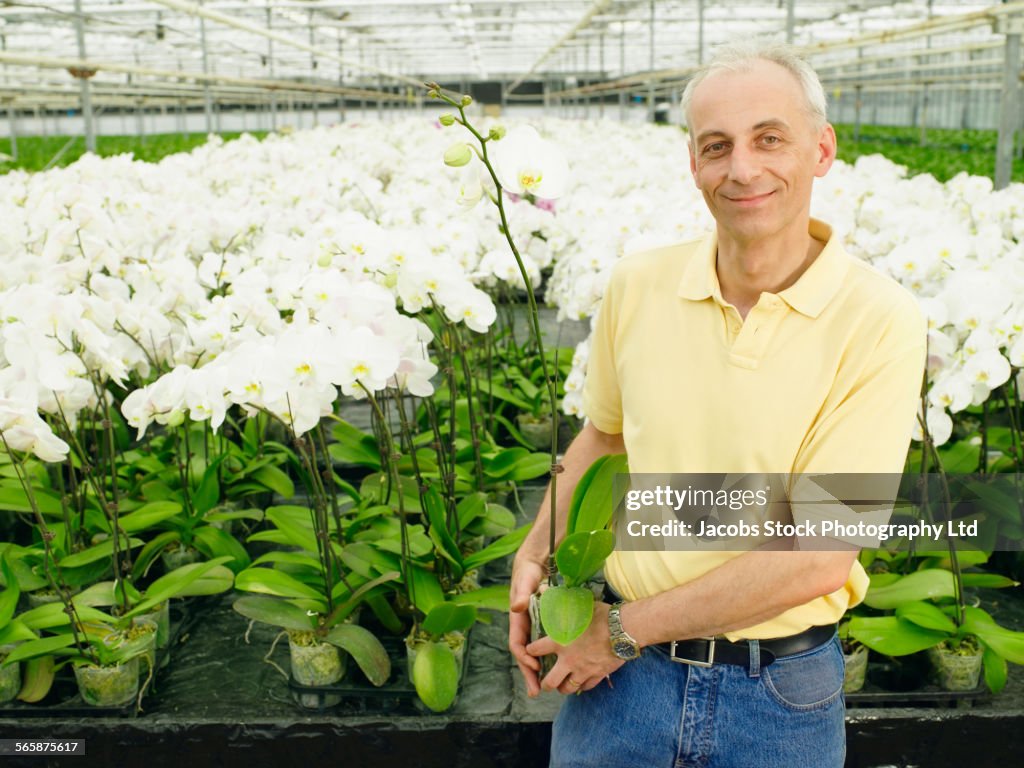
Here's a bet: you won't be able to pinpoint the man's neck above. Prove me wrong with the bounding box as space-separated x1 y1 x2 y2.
715 217 824 319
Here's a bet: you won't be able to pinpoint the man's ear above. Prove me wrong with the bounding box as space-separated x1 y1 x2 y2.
814 123 838 178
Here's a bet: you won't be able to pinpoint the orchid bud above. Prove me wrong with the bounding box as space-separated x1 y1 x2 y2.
439 113 456 127
164 410 185 429
488 125 506 141
443 143 473 167
317 251 334 268
461 94 473 107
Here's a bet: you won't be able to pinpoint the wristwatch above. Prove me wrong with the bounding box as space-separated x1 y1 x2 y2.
608 601 641 660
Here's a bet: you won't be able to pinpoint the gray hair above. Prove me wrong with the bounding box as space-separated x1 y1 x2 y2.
680 42 827 140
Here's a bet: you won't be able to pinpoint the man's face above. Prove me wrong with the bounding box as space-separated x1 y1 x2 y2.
687 60 836 245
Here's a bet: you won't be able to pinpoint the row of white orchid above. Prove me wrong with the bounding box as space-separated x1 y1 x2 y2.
1 117 1022 462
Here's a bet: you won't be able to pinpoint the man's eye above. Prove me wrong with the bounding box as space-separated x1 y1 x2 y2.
704 142 726 154
762 135 781 145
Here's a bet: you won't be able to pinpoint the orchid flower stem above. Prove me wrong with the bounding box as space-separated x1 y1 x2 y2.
438 88 560 584
283 397 337 614
0 430 96 665
449 318 485 492
51 403 129 612
314 424 343 547
361 385 414 611
390 389 418 588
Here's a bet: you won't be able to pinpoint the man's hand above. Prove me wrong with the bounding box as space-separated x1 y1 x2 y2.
526 601 625 695
508 554 546 697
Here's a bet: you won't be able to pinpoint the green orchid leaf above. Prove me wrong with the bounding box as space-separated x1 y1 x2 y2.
567 454 628 535
0 486 62 515
329 420 382 469
862 569 955 610
422 602 477 636
539 585 594 646
71 581 117 608
1 633 76 667
193 525 251 573
555 530 615 588
113 500 183 534
449 584 510 612
961 607 1024 665
959 573 1019 589
130 531 181 580
325 623 391 687
18 603 115 632
232 595 314 632
251 465 295 499
326 571 400 627
0 619 37 645
462 523 532 571
0 557 20 628
192 455 227 515
483 447 531 479
265 506 319 553
412 641 459 713
338 542 402 580
366 593 403 634
252 551 323 571
59 536 144 569
126 557 234 616
895 601 958 634
982 643 1008 694
175 565 236 597
455 493 488 531
847 615 947 656
464 503 516 537
407 565 446 616
235 566 323 601
422 484 464 581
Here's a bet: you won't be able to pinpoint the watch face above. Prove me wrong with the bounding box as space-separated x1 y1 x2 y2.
613 639 639 660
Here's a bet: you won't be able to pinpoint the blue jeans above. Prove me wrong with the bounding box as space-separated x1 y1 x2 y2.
549 633 846 768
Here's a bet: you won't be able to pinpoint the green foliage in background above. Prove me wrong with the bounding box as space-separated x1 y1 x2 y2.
4 123 1024 183
0 131 268 174
833 123 1024 184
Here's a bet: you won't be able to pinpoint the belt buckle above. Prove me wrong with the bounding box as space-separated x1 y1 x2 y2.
668 637 716 667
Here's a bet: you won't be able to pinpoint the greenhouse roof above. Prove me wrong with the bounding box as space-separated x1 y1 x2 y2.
0 0 1018 107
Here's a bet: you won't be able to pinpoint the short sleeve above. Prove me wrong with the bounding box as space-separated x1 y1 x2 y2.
789 290 927 546
792 294 926 476
581 270 624 435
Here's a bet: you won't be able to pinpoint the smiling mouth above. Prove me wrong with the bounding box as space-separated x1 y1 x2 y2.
724 191 774 204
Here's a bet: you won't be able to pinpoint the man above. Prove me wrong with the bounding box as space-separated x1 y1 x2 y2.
508 43 926 767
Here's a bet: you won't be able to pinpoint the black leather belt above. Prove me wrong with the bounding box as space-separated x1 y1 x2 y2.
602 583 836 669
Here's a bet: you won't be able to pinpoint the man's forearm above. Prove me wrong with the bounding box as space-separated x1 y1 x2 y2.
517 422 625 565
619 547 858 646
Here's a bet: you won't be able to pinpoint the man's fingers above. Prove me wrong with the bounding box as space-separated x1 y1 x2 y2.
509 611 540 672
526 636 557 657
515 658 542 697
540 662 568 693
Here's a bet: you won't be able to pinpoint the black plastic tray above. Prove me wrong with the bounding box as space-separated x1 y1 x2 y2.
0 596 211 718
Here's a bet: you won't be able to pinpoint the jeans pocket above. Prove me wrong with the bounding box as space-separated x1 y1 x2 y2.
762 636 844 712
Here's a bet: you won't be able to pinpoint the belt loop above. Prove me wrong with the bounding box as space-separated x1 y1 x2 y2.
747 639 761 678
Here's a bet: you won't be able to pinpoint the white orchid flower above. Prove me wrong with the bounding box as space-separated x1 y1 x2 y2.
490 126 570 200
963 348 1012 390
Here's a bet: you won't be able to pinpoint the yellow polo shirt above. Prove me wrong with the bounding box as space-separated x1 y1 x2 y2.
583 218 927 640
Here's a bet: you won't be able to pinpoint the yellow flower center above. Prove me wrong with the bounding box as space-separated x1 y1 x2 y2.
519 171 542 190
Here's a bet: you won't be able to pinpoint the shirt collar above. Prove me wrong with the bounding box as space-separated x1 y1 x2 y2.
676 218 848 319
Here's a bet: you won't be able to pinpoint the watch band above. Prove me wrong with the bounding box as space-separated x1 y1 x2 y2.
608 601 641 660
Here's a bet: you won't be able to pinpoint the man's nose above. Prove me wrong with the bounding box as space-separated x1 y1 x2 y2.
727 144 762 185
